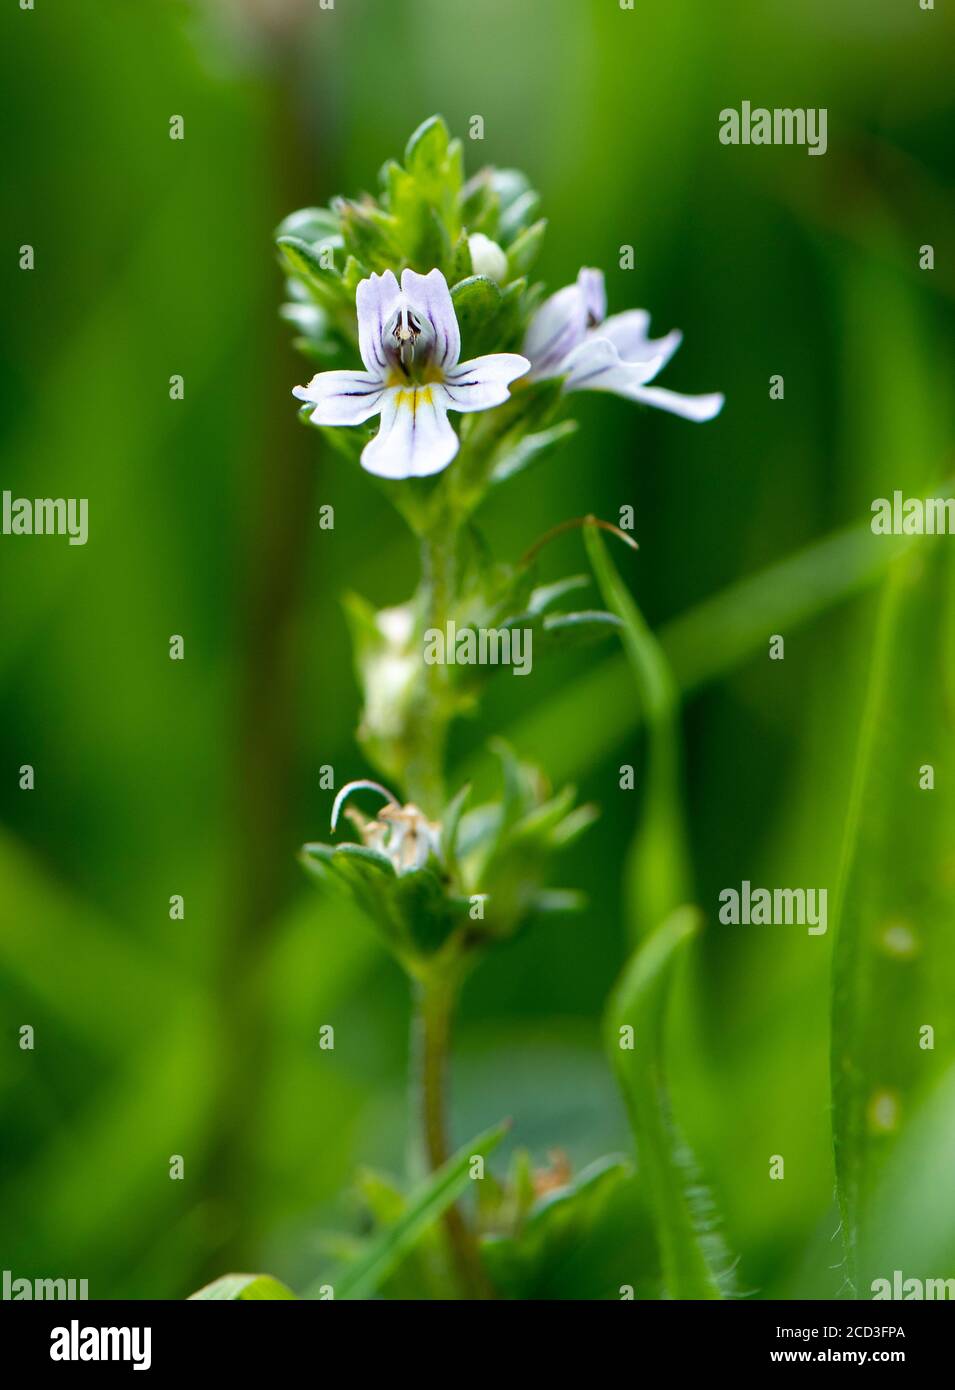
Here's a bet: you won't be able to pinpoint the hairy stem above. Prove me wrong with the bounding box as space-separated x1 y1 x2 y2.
403 497 492 1296
413 976 492 1299
405 522 454 815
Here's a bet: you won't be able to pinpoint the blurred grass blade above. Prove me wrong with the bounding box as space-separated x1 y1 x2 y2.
864 1062 955 1280
659 506 922 696
317 1121 508 1301
584 524 691 939
189 1274 297 1300
831 540 955 1293
476 493 937 789
605 908 730 1299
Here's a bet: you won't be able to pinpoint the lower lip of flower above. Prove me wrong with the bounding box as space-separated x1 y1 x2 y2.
385 362 445 389
393 386 434 411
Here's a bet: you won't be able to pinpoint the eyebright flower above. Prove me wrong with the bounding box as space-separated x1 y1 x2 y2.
523 267 724 422
294 268 530 480
331 780 441 874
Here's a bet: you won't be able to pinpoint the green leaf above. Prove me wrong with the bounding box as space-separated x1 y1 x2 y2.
276 235 337 286
506 218 547 279
341 253 371 297
584 525 691 939
279 301 338 360
830 539 955 1292
301 837 471 962
448 230 474 285
335 198 399 274
490 419 577 486
188 1273 297 1301
320 1121 509 1300
605 908 732 1299
440 781 471 878
404 118 462 212
458 169 500 237
481 1158 659 1300
451 274 504 358
392 866 467 956
275 206 341 243
540 609 623 648
404 115 451 178
525 574 590 614
489 169 540 244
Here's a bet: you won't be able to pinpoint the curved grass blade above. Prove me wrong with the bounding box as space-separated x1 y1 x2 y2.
584 524 691 939
605 908 731 1299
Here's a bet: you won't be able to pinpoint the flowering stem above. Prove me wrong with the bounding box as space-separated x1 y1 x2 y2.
413 974 492 1299
406 520 455 816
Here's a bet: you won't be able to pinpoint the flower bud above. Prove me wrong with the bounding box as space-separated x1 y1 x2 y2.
468 233 508 283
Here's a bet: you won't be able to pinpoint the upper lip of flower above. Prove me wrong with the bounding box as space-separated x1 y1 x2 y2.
330 779 441 874
522 267 724 423
293 267 530 481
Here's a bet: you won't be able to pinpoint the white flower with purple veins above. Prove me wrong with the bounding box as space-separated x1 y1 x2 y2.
523 267 724 422
293 267 530 480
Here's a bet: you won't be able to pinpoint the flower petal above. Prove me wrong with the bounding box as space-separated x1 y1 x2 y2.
624 385 725 422
577 267 607 326
356 270 402 376
560 335 666 394
599 310 683 371
400 268 460 371
292 370 384 425
441 353 530 413
560 336 723 419
523 282 588 380
523 268 606 378
360 386 459 479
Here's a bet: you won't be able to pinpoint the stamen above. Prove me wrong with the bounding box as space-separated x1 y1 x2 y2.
393 306 421 369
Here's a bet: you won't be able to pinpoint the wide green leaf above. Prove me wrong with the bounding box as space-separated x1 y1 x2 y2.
188 1273 297 1301
831 537 955 1292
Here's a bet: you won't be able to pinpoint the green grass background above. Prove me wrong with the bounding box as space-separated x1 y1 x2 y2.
1 0 953 1298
